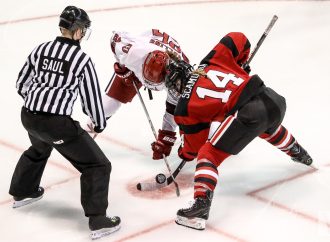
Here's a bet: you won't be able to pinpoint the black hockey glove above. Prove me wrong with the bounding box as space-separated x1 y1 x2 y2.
241 63 251 74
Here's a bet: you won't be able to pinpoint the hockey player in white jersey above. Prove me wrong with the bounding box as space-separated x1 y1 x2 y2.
88 29 189 160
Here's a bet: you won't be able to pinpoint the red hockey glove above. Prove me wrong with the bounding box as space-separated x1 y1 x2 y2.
151 129 177 160
178 146 196 161
114 62 138 86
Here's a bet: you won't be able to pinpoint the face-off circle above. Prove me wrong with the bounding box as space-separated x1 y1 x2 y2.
155 173 166 184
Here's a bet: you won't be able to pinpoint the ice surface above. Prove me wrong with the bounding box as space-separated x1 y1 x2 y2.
1 1 330 241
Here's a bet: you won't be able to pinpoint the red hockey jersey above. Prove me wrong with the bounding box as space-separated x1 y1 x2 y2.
174 32 264 157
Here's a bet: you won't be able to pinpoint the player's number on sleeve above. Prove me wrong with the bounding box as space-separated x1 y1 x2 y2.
196 70 244 103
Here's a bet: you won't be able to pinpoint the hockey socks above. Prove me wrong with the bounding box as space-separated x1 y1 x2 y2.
259 125 312 165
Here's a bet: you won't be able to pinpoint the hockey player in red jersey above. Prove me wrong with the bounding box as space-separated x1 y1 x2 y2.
87 29 189 159
163 32 313 230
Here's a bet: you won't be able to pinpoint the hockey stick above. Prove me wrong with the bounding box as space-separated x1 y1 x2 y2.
242 15 278 69
136 159 186 191
132 81 181 196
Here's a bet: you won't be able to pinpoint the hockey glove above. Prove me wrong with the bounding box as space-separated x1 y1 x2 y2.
178 146 196 162
114 62 138 86
151 129 177 160
241 63 251 74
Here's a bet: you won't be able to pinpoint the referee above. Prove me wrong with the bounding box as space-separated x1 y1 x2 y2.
9 6 120 239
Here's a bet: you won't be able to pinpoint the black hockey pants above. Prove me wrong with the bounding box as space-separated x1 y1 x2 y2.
9 107 111 217
214 87 286 154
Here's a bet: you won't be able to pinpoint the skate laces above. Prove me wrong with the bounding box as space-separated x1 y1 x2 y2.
181 200 196 210
183 198 206 209
292 145 300 155
106 215 120 224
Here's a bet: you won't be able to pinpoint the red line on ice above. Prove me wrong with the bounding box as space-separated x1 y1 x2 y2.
0 1 248 26
247 164 330 229
99 134 149 156
0 139 77 174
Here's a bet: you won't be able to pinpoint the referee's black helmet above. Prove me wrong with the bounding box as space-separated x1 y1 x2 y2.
59 6 91 31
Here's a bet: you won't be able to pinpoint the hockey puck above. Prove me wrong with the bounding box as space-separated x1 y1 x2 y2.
136 183 142 191
155 173 167 184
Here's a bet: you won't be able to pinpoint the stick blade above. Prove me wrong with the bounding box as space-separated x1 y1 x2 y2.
174 181 180 197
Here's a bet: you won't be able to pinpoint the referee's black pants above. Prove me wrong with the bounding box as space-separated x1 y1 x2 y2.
9 107 111 217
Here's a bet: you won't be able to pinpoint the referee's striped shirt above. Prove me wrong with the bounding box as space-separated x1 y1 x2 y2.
16 37 106 131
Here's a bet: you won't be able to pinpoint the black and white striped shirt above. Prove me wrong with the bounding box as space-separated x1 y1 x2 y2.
16 37 106 131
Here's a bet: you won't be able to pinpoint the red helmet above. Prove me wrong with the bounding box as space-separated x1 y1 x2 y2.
142 50 169 90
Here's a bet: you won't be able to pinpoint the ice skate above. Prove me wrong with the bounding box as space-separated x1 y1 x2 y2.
175 191 213 230
290 143 313 166
13 187 44 208
89 215 121 240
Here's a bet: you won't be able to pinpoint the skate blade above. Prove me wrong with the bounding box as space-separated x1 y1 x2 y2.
13 195 43 208
90 225 120 240
175 215 206 230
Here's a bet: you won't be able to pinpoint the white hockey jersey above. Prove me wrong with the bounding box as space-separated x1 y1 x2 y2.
110 29 189 131
111 29 188 87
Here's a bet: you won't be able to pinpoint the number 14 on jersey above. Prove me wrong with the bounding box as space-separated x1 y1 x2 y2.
196 70 244 103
